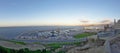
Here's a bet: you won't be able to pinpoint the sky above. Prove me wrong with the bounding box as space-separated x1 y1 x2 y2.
0 0 120 27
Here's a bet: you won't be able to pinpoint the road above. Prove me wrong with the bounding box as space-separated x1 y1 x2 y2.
15 38 87 44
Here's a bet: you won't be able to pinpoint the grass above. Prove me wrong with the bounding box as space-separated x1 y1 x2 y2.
47 43 61 51
74 32 97 39
9 40 26 45
0 37 26 45
46 42 82 52
47 43 61 49
46 42 82 48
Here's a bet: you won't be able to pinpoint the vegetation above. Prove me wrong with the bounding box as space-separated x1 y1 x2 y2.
74 32 97 39
47 42 82 45
47 43 61 48
46 42 82 51
9 40 26 45
0 38 26 45
47 42 81 47
0 46 52 53
47 43 61 51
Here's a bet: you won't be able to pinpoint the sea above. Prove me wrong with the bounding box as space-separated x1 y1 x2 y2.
0 26 83 39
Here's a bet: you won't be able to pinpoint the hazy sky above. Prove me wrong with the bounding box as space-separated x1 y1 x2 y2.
0 0 120 26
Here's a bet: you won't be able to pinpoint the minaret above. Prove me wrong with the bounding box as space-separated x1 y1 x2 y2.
114 19 116 25
113 19 116 30
113 19 117 35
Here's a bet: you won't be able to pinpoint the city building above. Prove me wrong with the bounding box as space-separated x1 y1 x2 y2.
114 19 120 34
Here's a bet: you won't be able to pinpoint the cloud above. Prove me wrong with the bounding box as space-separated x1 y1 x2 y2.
100 19 112 24
80 20 89 23
79 18 113 26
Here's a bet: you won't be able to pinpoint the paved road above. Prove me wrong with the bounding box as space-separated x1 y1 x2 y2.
16 38 87 44
105 34 120 53
111 44 120 53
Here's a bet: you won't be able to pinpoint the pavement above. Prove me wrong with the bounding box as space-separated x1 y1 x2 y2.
109 34 120 53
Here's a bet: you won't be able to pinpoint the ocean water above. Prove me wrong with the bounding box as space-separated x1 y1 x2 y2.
0 26 83 39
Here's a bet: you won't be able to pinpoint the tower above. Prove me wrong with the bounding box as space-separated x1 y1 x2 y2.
113 19 116 30
114 19 116 25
